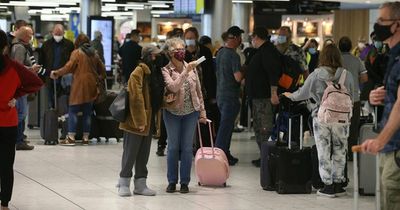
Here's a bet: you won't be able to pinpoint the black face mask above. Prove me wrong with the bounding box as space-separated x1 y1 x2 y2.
374 22 396 41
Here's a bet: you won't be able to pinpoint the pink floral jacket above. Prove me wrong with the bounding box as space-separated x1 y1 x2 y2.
162 61 206 118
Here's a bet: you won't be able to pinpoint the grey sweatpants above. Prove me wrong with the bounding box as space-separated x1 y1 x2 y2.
119 131 152 179
313 118 349 185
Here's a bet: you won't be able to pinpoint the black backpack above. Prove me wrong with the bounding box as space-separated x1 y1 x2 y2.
278 54 303 92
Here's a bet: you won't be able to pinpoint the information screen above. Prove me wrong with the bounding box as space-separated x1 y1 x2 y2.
88 17 114 72
174 0 204 14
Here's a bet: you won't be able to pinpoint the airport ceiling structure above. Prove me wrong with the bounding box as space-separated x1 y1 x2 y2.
0 0 385 20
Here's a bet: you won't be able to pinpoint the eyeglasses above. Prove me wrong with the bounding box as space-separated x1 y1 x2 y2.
376 17 400 24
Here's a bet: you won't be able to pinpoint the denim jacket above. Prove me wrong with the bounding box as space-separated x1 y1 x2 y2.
162 62 206 118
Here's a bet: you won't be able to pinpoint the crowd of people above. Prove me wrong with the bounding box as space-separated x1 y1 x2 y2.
1 1 400 210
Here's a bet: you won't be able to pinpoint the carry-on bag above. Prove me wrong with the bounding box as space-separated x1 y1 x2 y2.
260 140 278 190
93 92 123 142
352 145 380 210
195 120 229 187
275 114 313 194
358 106 379 195
40 80 59 145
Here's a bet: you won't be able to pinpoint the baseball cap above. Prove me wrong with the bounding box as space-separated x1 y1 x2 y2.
142 45 162 58
227 26 244 37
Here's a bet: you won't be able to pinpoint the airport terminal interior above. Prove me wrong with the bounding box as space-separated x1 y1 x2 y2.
0 0 391 209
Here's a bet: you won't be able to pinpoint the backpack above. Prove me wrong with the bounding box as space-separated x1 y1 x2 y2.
278 54 303 92
317 70 353 124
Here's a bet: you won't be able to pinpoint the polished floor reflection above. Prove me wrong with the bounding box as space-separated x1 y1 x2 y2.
9 129 376 210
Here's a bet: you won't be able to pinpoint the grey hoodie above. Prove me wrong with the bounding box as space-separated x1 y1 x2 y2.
288 66 355 117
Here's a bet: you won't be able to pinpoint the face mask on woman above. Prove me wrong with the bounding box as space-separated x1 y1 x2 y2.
308 48 317 54
173 50 185 61
276 35 287 44
374 41 383 50
185 39 196 47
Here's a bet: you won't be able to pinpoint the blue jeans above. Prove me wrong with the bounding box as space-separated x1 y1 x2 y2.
215 98 240 155
16 96 28 144
163 110 199 185
68 102 93 134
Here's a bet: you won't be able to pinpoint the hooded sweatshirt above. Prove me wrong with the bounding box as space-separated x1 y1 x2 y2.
288 66 355 117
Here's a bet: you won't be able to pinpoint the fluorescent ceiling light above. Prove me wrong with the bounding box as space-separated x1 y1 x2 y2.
102 11 134 16
151 4 169 8
148 1 173 4
102 0 116 2
232 0 252 3
150 10 174 14
0 2 59 7
152 14 161 17
40 14 69 21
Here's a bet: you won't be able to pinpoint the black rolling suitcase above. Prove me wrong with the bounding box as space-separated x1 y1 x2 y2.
93 92 123 142
260 140 278 191
275 114 313 194
40 80 59 145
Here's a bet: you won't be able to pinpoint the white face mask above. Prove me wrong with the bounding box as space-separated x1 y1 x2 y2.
185 39 196 47
358 42 365 49
53 35 63 43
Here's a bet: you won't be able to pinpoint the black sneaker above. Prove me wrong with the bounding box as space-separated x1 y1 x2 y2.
317 184 335 198
180 184 189 193
334 183 346 196
166 183 176 193
156 147 165 156
16 142 34 150
251 158 261 167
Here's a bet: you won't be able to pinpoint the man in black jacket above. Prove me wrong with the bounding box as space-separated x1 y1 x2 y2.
246 27 281 167
40 24 74 108
118 29 142 84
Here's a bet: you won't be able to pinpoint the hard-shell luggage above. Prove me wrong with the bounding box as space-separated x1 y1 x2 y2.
275 114 312 194
352 145 380 210
195 120 229 187
358 106 379 195
40 80 58 145
28 86 48 129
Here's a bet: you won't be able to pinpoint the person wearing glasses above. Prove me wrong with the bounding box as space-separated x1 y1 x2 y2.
162 37 207 193
362 2 400 210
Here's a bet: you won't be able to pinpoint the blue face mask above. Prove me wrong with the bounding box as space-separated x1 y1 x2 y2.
374 41 383 50
308 48 317 54
276 35 287 44
185 39 196 47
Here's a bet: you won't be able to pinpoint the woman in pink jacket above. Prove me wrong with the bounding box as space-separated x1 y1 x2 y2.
162 38 207 193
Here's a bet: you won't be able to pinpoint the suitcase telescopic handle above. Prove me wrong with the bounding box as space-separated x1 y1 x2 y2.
53 79 57 109
197 119 214 158
288 114 303 150
351 145 381 210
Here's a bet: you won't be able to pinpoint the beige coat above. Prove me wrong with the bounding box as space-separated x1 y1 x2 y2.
53 49 106 105
119 63 152 136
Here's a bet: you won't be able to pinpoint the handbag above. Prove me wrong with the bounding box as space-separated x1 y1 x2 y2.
87 54 107 104
109 87 129 122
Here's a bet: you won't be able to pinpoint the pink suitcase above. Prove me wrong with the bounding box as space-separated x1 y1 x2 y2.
195 120 230 187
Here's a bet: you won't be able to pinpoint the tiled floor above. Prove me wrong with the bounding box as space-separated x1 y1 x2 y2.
8 129 376 210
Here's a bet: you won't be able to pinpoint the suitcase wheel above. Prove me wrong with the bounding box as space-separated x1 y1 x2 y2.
198 182 201 186
117 138 120 143
223 182 227 187
105 138 109 143
97 138 101 143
